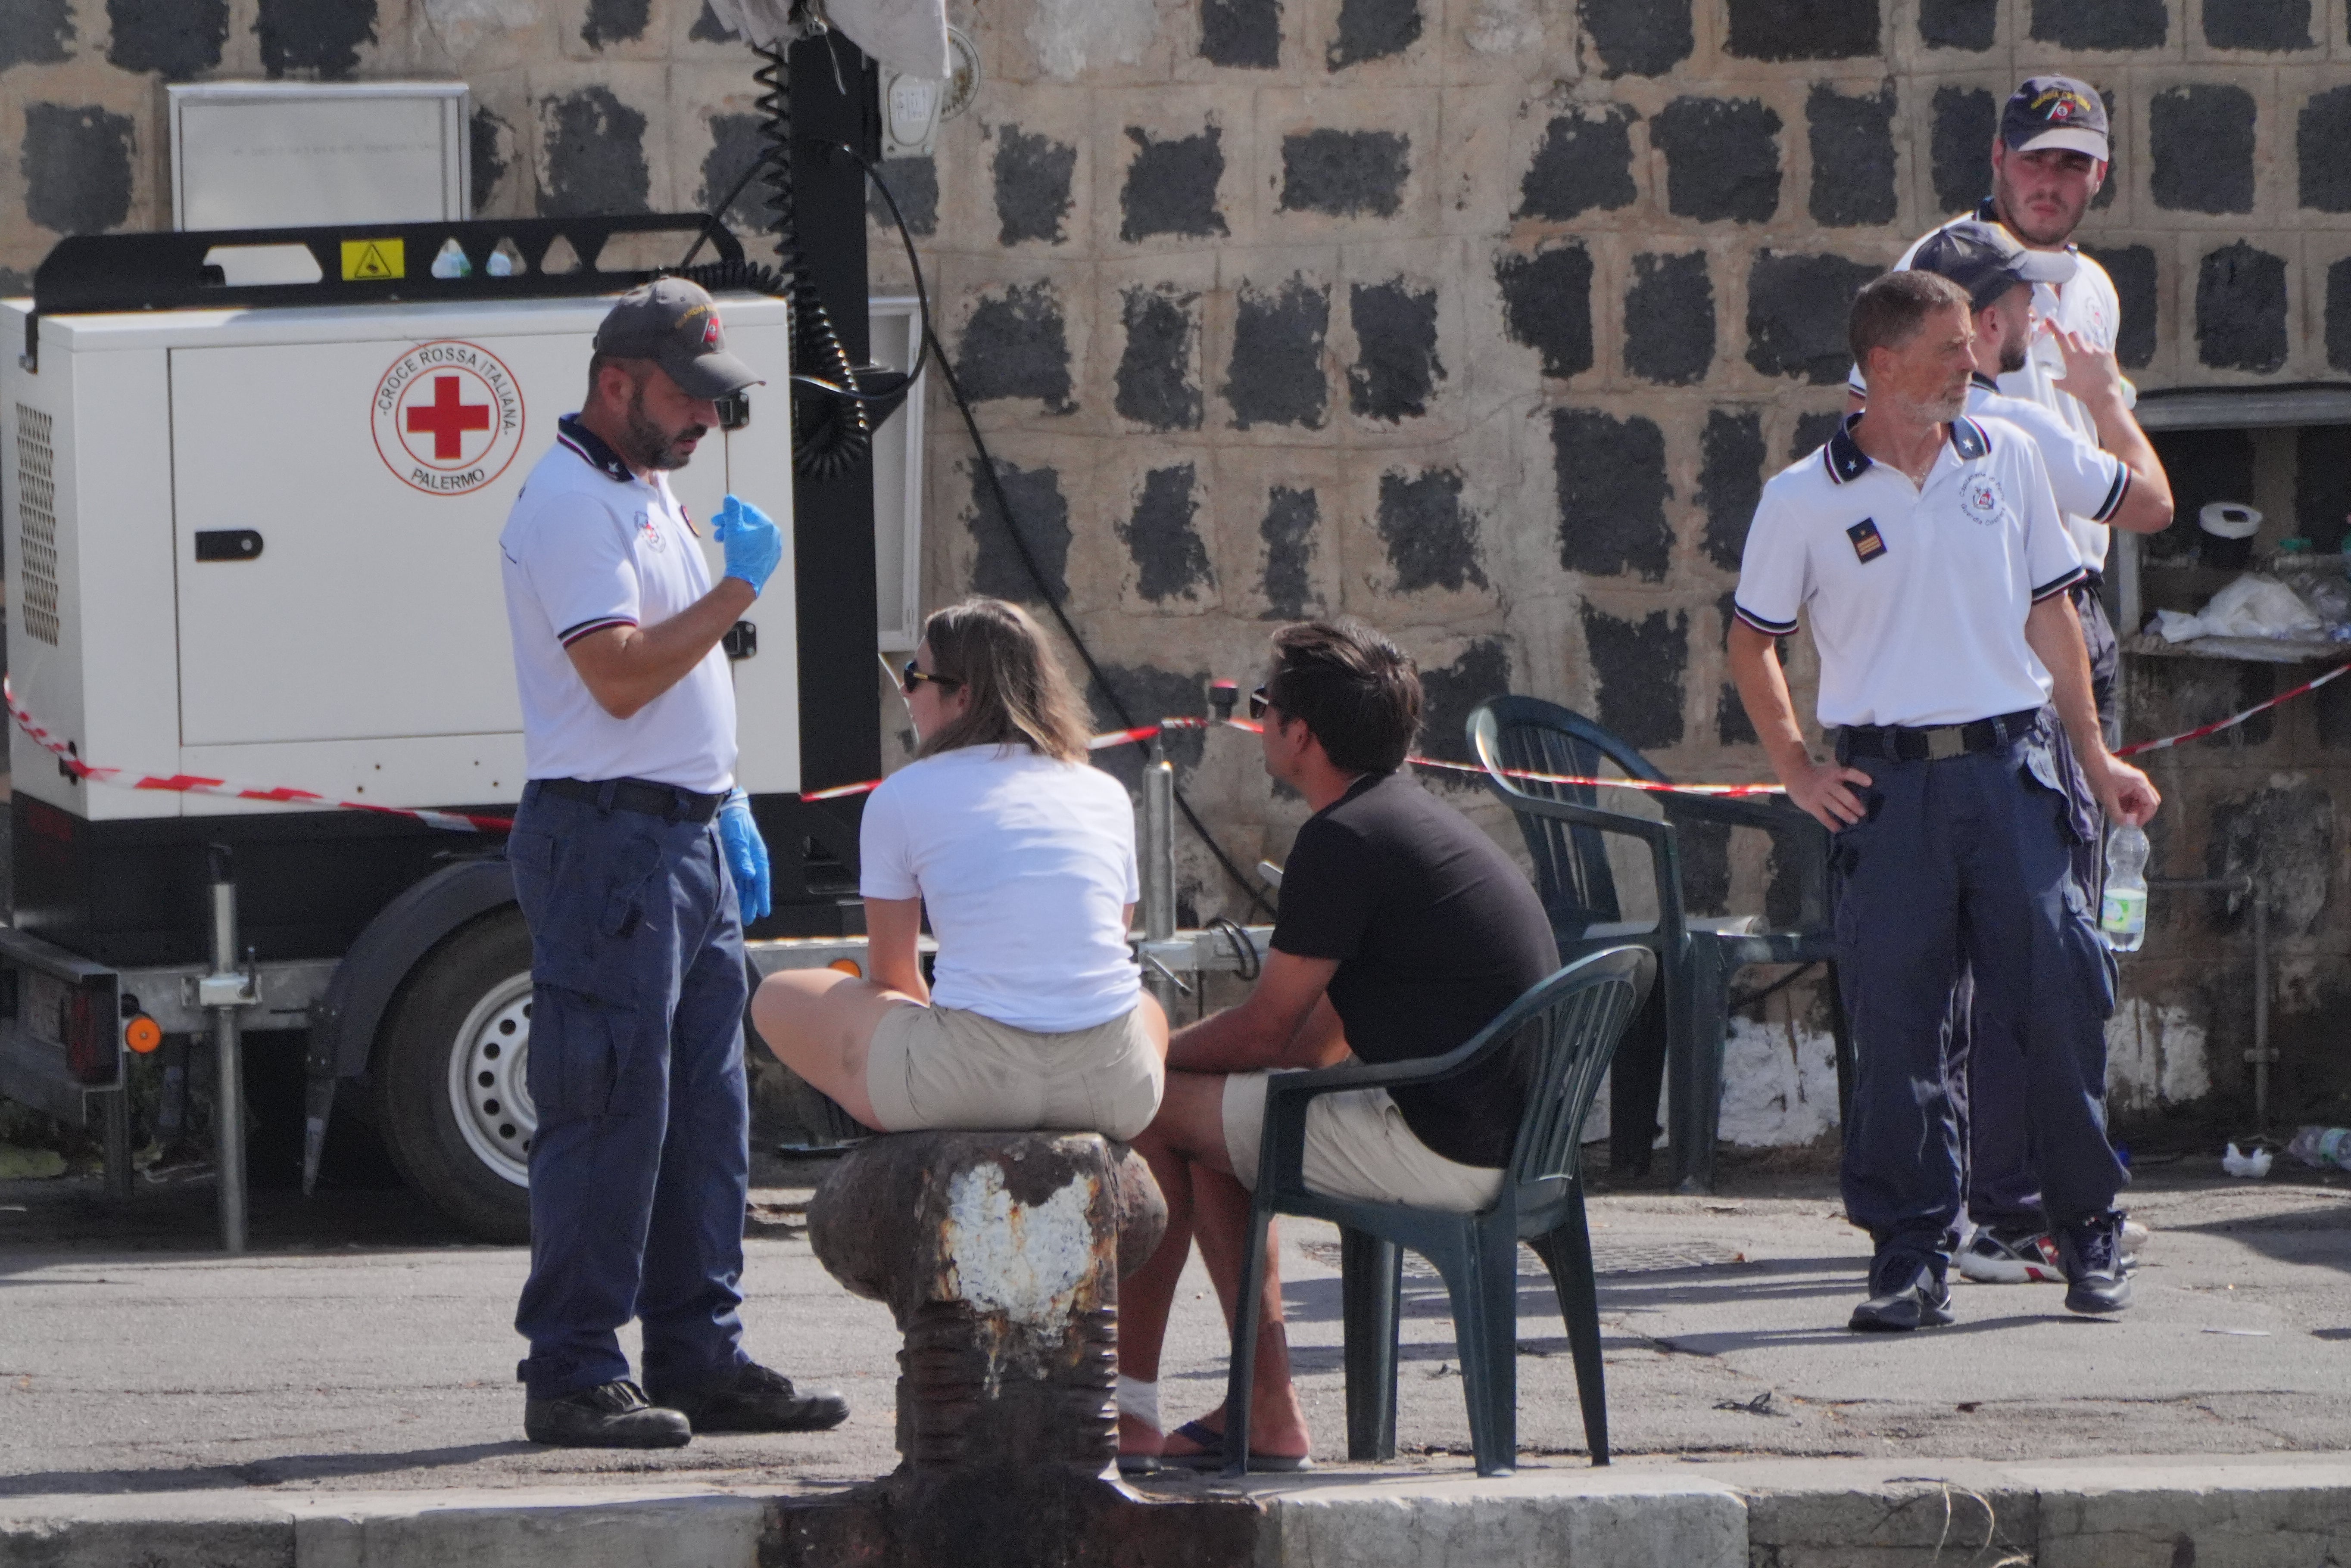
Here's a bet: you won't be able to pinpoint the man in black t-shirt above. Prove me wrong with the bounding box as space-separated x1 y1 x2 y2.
1113 621 1557 1473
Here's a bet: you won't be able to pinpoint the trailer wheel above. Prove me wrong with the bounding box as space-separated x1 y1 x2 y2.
374 909 535 1244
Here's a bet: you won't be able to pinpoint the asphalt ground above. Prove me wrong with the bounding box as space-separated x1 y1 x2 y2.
3 1151 2347 1498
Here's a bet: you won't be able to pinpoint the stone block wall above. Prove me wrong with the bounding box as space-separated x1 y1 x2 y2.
6 0 2351 1129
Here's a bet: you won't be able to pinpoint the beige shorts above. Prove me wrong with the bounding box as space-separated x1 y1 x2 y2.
866 1002 1165 1142
1220 1072 1504 1214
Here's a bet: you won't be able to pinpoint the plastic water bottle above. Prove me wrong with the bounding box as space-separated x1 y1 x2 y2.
2288 1126 2351 1169
2101 824 2149 952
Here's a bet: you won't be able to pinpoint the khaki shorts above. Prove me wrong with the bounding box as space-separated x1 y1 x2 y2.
866 1002 1164 1142
1221 1072 1504 1214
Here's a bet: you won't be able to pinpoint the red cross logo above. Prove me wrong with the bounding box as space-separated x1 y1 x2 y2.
405 374 493 459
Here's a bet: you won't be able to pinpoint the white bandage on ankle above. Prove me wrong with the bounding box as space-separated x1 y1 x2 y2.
1115 1375 1160 1430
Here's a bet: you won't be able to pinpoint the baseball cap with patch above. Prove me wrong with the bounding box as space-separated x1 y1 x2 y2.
2001 75 2109 163
593 277 763 399
1912 221 2077 311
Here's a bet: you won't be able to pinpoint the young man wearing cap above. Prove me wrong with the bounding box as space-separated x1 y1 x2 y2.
1732 270 2160 1332
498 278 850 1447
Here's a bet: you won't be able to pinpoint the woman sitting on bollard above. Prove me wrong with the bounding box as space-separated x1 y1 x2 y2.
753 596 1169 1138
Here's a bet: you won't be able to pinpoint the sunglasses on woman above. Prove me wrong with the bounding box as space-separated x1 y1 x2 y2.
902 659 960 694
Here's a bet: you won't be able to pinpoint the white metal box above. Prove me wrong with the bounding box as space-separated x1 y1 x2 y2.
0 293 799 822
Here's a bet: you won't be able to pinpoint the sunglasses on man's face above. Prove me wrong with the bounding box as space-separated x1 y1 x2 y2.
902 659 959 695
1249 685 1272 721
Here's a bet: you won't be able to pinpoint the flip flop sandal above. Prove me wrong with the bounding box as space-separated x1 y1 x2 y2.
1155 1418 1314 1473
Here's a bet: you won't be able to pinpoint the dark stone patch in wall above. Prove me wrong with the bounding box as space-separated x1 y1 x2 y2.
1419 640 1513 775
1377 469 1487 594
256 0 374 78
1679 819 1732 915
2295 425 2351 554
1123 128 1228 242
1651 97 1782 224
471 109 511 215
1088 666 1210 785
1930 86 1996 215
968 460 1073 606
2146 427 2254 561
3 0 72 71
108 0 227 77
2080 244 2157 368
1718 684 1759 746
701 113 768 232
1117 287 1204 431
690 2 732 40
867 156 939 235
1724 0 1877 59
22 105 134 236
2027 0 2164 48
2206 0 2311 50
1328 0 1420 68
1790 410 1844 460
1119 465 1215 603
1202 0 1282 68
1261 487 1320 619
1226 276 1330 429
955 284 1077 412
1517 108 1638 221
1553 409 1672 580
1578 0 1690 76
1918 0 1995 48
540 87 650 216
2298 87 2351 212
2207 782 2331 934
1348 280 1444 422
2195 242 2288 373
1747 252 1877 384
581 0 651 49
1699 410 1765 572
2330 259 2351 373
1623 252 1714 386
1496 246 1594 379
997 126 1079 245
2151 86 2257 215
1580 606 1687 749
1280 129 1410 218
1806 84 1896 229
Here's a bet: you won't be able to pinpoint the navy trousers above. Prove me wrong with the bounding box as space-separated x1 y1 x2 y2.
1832 722 2126 1256
1957 581 2117 1231
507 781 751 1400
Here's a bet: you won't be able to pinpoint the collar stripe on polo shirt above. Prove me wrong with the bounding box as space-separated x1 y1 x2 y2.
556 414 633 483
1731 410 2087 729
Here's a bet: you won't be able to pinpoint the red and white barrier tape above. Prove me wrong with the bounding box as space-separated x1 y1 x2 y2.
2114 658 2351 756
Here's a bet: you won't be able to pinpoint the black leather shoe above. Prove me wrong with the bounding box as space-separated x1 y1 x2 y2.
2058 1211 2133 1315
650 1360 849 1434
1849 1251 1955 1333
524 1379 692 1448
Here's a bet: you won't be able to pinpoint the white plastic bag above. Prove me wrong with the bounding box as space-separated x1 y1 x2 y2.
2156 573 2325 643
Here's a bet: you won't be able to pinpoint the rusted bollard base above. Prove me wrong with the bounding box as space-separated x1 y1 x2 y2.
770 1472 1263 1568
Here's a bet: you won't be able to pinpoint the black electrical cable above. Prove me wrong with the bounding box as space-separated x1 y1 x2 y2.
1725 961 1821 1015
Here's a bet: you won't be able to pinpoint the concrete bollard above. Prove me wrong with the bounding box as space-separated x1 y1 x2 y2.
786 1130 1257 1568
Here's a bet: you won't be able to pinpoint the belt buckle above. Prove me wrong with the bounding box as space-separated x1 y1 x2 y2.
1926 727 1966 761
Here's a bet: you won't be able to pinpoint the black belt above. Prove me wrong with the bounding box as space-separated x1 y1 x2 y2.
1838 709 2041 763
531 776 726 822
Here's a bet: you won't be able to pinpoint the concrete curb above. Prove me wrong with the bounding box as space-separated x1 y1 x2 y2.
6 1456 2349 1567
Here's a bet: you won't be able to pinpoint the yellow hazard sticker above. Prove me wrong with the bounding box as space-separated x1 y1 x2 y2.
340 239 405 281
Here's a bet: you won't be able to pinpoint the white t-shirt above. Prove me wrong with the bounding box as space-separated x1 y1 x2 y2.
1851 202 2128 568
861 745 1143 1032
499 416 737 793
1734 414 2085 729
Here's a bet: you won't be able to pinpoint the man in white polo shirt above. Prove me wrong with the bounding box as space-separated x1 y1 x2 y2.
499 278 847 1447
1730 270 2159 1332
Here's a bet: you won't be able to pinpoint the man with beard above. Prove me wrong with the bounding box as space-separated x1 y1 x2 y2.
497 279 849 1446
1731 270 2159 1332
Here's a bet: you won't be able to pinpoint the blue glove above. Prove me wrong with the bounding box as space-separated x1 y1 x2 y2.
717 788 772 923
713 494 783 594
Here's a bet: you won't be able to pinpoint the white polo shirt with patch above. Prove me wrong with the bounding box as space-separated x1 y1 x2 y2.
1967 373 2130 529
1734 414 2086 730
1850 199 2129 569
499 414 737 794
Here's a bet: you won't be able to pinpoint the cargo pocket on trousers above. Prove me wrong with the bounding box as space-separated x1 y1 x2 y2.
527 983 635 1123
2020 731 2100 847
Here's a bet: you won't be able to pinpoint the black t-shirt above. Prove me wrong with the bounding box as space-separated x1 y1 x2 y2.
1272 772 1559 1167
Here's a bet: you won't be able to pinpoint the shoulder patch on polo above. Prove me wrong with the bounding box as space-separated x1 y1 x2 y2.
1846 517 1888 562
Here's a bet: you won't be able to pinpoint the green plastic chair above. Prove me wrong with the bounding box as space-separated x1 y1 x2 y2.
1219 945 1656 1478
